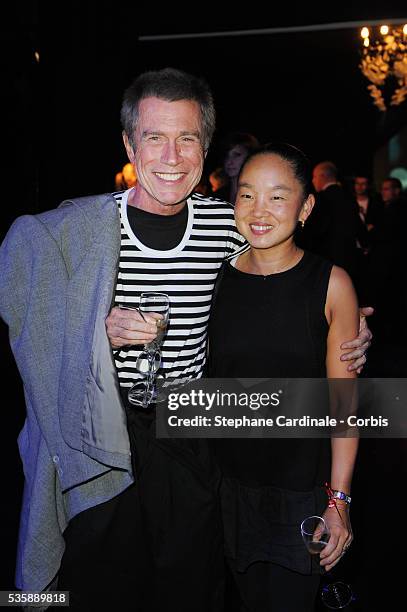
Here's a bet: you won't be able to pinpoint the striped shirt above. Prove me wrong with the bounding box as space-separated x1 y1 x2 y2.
113 189 246 388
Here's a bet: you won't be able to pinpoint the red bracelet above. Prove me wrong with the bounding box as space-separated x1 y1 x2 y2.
324 482 345 522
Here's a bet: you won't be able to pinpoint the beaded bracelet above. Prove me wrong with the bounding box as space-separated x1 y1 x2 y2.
331 490 352 504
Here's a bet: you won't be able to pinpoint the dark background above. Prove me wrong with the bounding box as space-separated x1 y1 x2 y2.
2 1 407 230
1 2 406 609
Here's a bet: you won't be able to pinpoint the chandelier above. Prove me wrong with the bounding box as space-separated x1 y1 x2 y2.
360 24 407 111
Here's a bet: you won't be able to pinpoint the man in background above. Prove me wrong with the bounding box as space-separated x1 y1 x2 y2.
380 176 403 206
364 176 406 339
299 161 362 287
354 175 381 232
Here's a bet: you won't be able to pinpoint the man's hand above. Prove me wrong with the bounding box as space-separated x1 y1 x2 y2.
106 306 159 349
340 306 373 373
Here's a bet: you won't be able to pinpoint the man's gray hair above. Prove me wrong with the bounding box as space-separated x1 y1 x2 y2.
317 161 338 181
121 67 216 152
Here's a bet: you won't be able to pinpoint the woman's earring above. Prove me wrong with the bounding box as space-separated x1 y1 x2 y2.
299 219 305 228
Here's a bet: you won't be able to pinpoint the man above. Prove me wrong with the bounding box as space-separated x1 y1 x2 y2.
365 177 406 339
353 175 381 232
0 68 371 611
299 161 362 286
351 174 383 303
380 176 403 205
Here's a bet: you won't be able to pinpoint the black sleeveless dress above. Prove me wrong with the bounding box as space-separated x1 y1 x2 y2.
208 250 333 575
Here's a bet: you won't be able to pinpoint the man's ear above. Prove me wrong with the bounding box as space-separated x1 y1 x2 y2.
123 131 135 162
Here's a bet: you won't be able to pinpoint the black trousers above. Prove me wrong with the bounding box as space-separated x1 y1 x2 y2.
226 558 321 612
53 407 224 612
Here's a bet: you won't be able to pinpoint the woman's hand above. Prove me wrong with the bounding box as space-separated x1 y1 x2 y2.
319 504 353 571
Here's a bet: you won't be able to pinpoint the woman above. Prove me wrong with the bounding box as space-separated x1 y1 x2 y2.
208 143 358 612
213 132 260 204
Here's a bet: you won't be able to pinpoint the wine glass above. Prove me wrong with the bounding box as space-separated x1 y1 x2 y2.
124 292 170 408
300 515 354 609
301 515 330 557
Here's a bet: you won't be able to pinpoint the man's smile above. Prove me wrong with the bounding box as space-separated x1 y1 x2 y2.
153 172 186 182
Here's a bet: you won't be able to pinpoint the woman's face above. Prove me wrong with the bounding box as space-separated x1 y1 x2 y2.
223 145 249 178
234 153 314 249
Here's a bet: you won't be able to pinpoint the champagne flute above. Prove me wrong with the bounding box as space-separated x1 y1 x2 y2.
127 292 170 407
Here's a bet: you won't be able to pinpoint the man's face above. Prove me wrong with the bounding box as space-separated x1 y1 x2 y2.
354 177 369 196
124 97 205 214
312 167 325 193
381 180 397 204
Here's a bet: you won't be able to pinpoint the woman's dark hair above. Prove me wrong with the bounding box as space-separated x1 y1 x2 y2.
240 142 313 198
221 132 260 161
121 67 215 152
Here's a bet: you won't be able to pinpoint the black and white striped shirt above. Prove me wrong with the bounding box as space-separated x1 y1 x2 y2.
113 190 246 388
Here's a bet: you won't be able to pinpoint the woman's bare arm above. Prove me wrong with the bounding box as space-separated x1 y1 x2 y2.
320 266 359 571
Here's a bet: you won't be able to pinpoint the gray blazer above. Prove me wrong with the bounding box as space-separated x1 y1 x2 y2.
0 194 133 592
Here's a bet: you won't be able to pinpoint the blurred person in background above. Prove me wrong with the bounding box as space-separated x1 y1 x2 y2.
353 175 382 233
351 175 382 304
364 176 406 340
214 132 260 204
298 161 361 290
380 176 403 207
115 161 137 190
208 166 227 195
